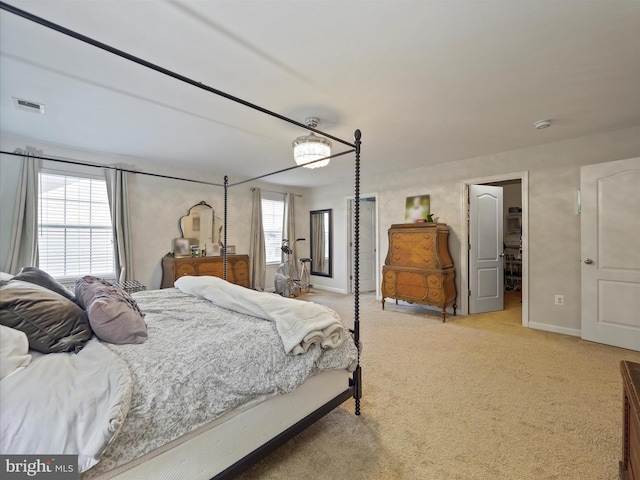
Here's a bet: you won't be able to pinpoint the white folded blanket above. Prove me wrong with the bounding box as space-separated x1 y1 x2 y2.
175 276 346 355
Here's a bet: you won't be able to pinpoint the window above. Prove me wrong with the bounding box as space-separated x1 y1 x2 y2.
38 171 114 281
261 192 285 264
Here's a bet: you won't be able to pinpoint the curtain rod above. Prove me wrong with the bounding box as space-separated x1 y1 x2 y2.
0 150 225 187
1 149 350 191
0 1 356 149
250 188 302 197
0 148 355 189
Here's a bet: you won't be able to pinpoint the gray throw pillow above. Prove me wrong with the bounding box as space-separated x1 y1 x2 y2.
75 276 147 345
0 280 92 353
13 266 76 303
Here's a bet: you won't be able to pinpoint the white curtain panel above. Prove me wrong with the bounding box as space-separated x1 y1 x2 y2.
284 192 298 280
104 168 133 282
249 188 266 290
4 150 41 274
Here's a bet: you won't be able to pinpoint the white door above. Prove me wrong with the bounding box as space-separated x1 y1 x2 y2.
581 157 640 351
469 185 504 314
348 197 377 293
359 198 377 292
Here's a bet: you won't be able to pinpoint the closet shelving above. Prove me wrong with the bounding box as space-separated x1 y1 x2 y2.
504 210 522 292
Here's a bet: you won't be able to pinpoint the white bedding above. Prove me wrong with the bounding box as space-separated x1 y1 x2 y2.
0 283 357 477
0 325 32 379
175 275 346 354
0 338 132 472
82 287 357 477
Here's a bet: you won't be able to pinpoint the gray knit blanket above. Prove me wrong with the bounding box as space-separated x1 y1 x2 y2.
82 288 357 478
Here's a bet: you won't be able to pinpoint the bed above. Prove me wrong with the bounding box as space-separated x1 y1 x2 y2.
0 2 364 479
1 276 358 479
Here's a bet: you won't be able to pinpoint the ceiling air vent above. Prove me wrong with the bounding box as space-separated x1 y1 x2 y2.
12 97 46 115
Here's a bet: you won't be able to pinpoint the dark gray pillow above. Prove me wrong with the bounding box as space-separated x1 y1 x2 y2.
75 276 147 345
0 280 92 353
14 266 76 303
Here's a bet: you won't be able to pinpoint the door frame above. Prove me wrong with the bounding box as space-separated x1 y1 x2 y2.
346 192 379 297
460 172 529 326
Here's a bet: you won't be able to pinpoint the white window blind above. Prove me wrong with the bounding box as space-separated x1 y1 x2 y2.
261 193 285 264
38 171 115 281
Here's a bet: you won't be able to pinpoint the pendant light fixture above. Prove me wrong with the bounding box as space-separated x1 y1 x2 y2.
292 117 332 169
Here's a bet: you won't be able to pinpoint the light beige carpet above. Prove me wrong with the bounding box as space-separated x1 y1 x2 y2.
238 291 640 480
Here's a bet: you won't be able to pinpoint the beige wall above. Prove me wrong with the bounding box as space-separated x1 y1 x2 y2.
307 126 640 335
0 134 308 290
503 183 522 212
3 126 640 333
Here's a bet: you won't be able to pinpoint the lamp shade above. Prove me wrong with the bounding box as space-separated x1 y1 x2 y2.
292 132 332 169
292 117 332 169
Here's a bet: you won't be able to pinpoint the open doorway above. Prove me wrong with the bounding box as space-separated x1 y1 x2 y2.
347 194 378 295
460 172 529 326
488 179 522 322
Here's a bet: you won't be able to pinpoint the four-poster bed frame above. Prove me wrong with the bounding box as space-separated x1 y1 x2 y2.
0 2 362 478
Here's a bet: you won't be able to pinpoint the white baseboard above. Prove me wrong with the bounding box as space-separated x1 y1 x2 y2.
311 285 348 294
265 285 347 295
528 321 581 338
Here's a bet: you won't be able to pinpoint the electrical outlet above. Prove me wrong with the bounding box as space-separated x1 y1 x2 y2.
555 295 564 306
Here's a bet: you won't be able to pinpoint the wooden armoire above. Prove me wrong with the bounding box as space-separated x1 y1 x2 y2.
381 223 457 321
620 361 640 480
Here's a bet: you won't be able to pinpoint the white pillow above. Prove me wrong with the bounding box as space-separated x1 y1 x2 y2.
0 325 32 379
0 272 14 282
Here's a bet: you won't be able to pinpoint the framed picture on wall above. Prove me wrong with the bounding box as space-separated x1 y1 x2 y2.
404 195 430 223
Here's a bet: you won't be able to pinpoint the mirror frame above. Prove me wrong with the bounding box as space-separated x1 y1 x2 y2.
309 209 333 278
179 201 215 253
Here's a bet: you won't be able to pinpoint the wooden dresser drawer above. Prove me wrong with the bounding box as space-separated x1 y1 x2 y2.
198 261 224 276
161 254 250 289
176 263 196 277
233 267 249 285
390 232 436 268
383 269 447 304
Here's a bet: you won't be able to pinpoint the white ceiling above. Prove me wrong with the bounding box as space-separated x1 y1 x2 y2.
1 0 639 187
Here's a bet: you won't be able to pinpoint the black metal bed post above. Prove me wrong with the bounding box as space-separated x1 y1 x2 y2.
223 175 228 281
353 129 362 416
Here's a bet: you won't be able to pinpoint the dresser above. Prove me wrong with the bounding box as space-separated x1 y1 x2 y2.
621 360 640 480
381 223 456 321
161 254 250 289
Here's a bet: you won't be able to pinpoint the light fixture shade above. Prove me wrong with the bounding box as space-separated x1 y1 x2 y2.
292 132 332 169
292 117 332 169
